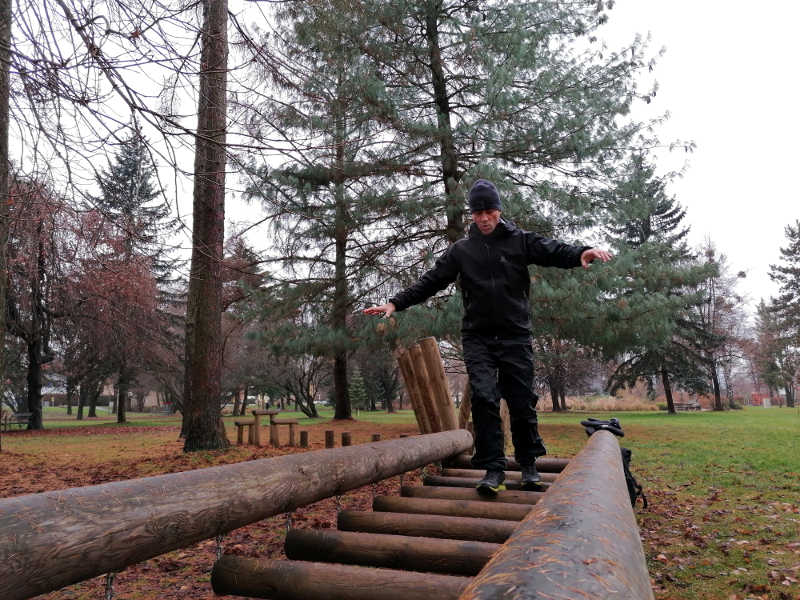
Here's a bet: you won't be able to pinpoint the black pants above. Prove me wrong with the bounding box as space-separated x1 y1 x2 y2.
463 335 546 471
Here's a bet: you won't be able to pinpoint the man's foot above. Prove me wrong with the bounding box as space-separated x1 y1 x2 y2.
520 463 543 491
476 470 505 497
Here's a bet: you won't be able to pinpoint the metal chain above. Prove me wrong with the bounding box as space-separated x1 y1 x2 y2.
104 572 116 600
215 534 224 562
285 511 293 535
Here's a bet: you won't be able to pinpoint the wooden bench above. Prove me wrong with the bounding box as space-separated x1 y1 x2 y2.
2 411 32 431
270 418 299 447
674 401 701 411
234 420 255 445
252 409 280 446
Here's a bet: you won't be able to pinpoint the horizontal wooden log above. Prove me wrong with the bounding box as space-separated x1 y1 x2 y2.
0 430 472 600
423 475 550 491
338 509 517 543
402 485 543 505
373 495 532 521
441 468 558 483
211 556 471 600
461 431 654 600
284 528 497 576
445 453 569 472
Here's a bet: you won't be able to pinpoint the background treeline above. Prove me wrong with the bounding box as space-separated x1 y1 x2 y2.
1 1 797 443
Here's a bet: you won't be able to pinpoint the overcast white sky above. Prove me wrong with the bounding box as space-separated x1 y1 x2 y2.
598 1 800 312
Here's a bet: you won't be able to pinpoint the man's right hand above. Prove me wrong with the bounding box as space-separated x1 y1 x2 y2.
363 302 396 319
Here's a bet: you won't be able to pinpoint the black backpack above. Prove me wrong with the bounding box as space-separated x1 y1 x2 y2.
580 418 648 509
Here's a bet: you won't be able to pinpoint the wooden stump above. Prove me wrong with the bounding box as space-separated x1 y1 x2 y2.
342 432 352 447
300 430 309 448
325 430 335 448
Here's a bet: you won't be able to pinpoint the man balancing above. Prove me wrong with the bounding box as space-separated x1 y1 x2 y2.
364 179 612 496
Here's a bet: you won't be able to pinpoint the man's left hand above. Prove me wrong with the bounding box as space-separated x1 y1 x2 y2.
581 248 613 269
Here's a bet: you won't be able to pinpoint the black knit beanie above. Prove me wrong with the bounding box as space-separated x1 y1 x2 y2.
468 179 502 212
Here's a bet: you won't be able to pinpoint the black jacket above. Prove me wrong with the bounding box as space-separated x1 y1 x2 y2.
389 219 590 337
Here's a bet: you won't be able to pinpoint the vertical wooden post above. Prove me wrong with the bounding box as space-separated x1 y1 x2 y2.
396 351 431 434
270 423 279 447
418 338 457 431
325 430 335 448
300 431 309 448
408 344 443 432
341 432 352 447
288 423 296 447
252 411 261 447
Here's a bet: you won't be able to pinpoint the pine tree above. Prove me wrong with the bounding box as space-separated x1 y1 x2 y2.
597 154 712 411
766 221 800 406
349 367 369 411
93 128 179 424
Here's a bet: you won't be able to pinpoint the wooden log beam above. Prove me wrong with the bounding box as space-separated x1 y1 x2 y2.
338 509 517 544
446 453 569 472
0 431 472 600
373 495 532 521
284 528 498 576
418 337 458 430
402 485 543 505
442 468 558 483
423 475 550 491
461 431 654 600
211 556 471 600
374 495 532 521
396 350 432 434
408 344 443 432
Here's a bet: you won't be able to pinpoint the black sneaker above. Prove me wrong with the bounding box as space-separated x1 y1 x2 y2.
520 463 543 491
476 470 505 497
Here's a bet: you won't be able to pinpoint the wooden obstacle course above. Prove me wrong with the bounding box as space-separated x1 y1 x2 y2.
212 430 653 600
0 424 653 600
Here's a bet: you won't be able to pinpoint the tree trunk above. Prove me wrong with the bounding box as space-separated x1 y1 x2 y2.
66 377 75 416
548 382 560 412
661 367 676 414
232 390 241 417
182 0 230 451
710 364 723 411
117 369 129 424
785 385 795 409
88 379 100 418
0 0 10 436
424 1 462 245
331 78 352 421
77 384 86 420
26 339 44 430
558 387 567 411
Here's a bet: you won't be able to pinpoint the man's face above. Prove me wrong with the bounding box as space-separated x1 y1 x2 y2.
472 209 501 235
